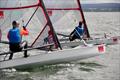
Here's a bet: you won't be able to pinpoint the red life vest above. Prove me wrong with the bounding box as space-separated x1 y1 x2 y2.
20 28 29 36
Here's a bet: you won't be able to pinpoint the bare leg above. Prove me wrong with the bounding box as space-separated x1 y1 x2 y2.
9 52 13 60
21 41 28 58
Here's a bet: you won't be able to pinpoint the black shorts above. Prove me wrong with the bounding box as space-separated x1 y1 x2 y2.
69 34 81 41
9 43 22 52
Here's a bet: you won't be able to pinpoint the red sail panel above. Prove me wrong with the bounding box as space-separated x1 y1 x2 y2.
0 11 4 19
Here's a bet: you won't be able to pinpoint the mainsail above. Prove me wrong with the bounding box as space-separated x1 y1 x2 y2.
0 0 61 49
44 0 90 38
0 0 90 49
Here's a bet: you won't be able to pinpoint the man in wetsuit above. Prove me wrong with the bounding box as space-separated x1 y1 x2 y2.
69 21 84 41
7 21 29 60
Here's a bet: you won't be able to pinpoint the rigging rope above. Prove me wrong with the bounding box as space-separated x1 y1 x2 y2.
24 6 39 28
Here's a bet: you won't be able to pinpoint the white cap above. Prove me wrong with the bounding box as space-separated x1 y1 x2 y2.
16 21 20 25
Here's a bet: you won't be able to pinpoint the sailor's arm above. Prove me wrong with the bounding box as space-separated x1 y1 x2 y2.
20 26 29 36
70 29 75 36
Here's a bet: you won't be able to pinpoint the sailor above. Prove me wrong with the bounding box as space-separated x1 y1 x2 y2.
69 21 84 41
43 30 54 45
44 30 55 50
7 21 29 60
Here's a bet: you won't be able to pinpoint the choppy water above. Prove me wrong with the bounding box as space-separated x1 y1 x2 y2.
0 12 120 80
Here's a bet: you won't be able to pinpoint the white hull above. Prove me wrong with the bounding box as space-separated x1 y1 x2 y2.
0 45 105 69
60 36 120 48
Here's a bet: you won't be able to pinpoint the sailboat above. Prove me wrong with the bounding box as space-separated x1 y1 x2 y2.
0 0 106 69
42 0 120 46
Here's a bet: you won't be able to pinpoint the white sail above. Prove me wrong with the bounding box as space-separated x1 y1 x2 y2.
43 0 84 33
0 0 58 49
0 0 89 48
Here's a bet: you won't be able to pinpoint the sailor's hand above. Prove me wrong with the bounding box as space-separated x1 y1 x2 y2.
21 26 29 36
23 26 26 30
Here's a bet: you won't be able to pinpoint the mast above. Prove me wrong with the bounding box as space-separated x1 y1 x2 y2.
77 0 90 38
38 0 62 50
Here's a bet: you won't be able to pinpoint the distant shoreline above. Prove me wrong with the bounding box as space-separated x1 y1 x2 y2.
83 9 120 12
81 3 120 12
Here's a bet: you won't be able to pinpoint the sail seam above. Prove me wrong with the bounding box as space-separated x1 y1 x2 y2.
0 4 39 10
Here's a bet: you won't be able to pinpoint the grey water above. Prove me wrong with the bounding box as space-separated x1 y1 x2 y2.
0 12 120 80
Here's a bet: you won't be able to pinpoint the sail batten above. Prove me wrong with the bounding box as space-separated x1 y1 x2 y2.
0 0 38 8
0 4 38 10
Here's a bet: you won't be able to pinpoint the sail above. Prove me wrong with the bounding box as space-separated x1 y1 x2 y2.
0 0 59 49
0 0 38 29
0 0 89 49
43 0 90 38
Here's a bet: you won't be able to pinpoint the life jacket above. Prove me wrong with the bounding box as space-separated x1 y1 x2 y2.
20 28 29 36
8 28 21 43
74 25 84 37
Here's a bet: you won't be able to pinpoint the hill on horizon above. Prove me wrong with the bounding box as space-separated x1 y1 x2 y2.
81 3 120 11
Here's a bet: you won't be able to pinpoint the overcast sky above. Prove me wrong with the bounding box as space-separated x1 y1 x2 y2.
81 0 120 3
